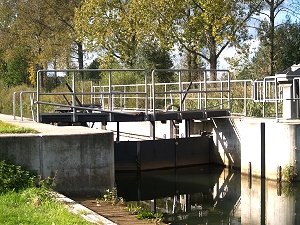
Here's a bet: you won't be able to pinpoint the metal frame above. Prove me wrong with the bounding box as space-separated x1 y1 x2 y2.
36 69 148 122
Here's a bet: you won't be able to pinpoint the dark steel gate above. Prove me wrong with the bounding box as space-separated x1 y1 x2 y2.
114 136 211 171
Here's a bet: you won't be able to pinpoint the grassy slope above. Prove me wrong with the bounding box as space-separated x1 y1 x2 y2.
0 190 96 225
0 120 38 134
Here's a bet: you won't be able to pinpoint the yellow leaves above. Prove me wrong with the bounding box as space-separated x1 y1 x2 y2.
74 0 249 69
75 0 149 67
28 64 36 86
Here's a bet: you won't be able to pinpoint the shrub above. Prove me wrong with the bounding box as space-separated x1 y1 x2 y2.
0 157 37 193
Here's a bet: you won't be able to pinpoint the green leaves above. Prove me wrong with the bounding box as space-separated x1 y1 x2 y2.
0 159 36 193
75 0 252 74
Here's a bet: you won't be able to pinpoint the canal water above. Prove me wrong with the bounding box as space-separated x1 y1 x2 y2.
115 165 300 225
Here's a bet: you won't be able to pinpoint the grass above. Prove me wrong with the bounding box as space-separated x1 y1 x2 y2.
0 158 98 225
0 189 96 225
0 120 38 134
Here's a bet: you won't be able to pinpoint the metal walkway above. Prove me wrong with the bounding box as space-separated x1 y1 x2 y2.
33 69 231 125
39 109 229 124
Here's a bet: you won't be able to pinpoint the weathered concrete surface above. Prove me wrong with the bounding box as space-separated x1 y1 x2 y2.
0 114 114 195
209 118 242 169
210 117 300 181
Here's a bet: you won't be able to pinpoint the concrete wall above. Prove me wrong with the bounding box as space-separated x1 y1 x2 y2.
210 118 242 169
210 117 300 181
0 131 114 196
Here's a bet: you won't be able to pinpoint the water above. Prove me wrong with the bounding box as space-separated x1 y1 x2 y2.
115 165 300 225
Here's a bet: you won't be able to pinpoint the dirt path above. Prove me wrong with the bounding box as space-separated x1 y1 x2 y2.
72 197 162 225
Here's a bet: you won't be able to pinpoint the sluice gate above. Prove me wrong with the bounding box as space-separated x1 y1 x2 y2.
114 136 212 171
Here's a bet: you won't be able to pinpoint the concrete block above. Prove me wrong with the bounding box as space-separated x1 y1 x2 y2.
0 130 114 196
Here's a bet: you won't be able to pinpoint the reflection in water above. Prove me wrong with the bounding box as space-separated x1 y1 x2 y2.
116 165 241 224
115 165 300 225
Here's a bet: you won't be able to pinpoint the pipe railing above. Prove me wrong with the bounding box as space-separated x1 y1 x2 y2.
13 91 36 121
35 69 148 122
14 69 298 121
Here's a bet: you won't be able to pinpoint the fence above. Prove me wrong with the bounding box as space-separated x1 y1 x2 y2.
12 69 297 121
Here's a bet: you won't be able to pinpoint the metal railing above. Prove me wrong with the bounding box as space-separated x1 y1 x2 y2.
13 69 245 121
252 76 283 118
14 68 300 121
88 69 232 119
13 91 36 121
151 69 231 117
35 69 148 122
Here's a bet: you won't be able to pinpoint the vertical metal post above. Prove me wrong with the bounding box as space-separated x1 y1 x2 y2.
244 81 247 116
90 81 93 104
220 81 223 109
150 199 156 213
30 93 35 121
293 78 298 118
199 82 202 109
20 92 23 121
72 72 76 122
124 86 126 109
185 120 190 138
136 85 138 110
261 122 266 225
164 83 167 111
13 92 16 120
204 71 207 111
145 70 148 117
152 70 156 118
116 122 120 142
81 77 84 105
36 71 40 122
151 70 156 140
109 71 112 111
149 83 152 110
179 71 183 111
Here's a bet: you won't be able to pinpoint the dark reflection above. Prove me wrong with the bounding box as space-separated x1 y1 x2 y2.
116 165 241 224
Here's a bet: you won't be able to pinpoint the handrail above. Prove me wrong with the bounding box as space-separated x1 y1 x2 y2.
13 91 36 121
36 69 148 122
16 69 298 121
151 69 231 121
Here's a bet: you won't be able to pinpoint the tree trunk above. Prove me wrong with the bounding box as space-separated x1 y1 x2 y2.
77 41 84 79
269 0 275 75
209 40 218 81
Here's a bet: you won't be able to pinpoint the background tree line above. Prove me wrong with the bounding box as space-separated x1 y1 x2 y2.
0 0 299 88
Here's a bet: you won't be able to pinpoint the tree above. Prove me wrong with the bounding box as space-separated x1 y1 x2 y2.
0 0 85 86
274 20 300 71
255 0 285 76
1 46 31 87
42 0 84 69
137 42 174 82
251 0 300 75
85 58 101 80
228 19 300 80
75 0 144 68
138 0 261 80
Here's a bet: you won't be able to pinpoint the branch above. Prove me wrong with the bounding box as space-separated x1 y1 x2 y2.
191 0 205 12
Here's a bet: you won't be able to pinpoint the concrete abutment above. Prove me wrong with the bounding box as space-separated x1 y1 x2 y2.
2 112 300 195
205 117 300 181
0 114 115 195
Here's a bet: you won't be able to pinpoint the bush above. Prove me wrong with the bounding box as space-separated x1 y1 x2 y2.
0 157 36 193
